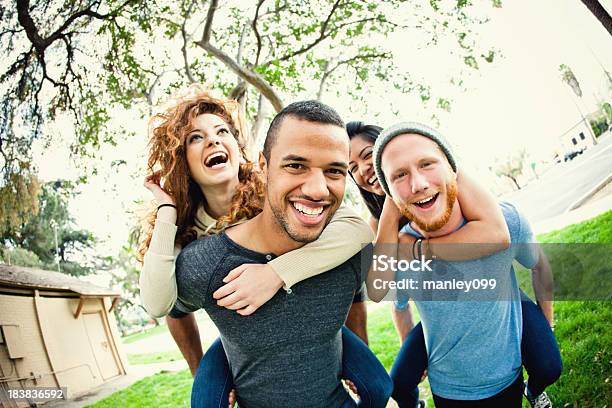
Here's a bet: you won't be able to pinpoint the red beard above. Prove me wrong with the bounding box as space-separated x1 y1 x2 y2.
398 179 458 232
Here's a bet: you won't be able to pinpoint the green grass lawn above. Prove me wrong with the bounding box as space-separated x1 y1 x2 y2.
92 211 612 407
532 210 612 406
89 370 192 408
127 350 184 365
121 323 169 344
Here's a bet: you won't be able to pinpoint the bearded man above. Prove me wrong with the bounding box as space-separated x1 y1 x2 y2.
368 122 560 407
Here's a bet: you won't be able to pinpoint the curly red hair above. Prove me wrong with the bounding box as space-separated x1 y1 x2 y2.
138 86 265 262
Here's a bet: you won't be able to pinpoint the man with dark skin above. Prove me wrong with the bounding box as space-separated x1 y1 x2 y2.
169 101 390 408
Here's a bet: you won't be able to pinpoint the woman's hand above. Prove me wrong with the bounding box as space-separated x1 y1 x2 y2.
343 379 359 397
213 264 284 316
144 171 176 206
380 195 402 226
228 389 236 407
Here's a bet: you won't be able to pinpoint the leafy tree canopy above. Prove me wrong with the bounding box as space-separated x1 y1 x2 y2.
1 0 501 181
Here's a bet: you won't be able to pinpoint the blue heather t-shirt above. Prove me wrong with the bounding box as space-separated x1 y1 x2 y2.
399 202 538 400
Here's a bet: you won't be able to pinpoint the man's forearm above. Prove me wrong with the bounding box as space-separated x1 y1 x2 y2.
366 204 400 302
532 247 554 326
536 300 554 326
166 314 203 377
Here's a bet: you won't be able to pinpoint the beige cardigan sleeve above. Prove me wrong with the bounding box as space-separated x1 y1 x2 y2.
268 204 374 289
139 220 181 318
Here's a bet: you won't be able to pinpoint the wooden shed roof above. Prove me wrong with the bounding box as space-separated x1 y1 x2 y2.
0 264 120 296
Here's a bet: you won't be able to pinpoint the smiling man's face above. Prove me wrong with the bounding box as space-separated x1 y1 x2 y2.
381 133 458 232
260 116 349 243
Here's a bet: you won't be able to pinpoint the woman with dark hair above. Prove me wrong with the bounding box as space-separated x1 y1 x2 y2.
346 122 419 344
346 122 386 219
346 121 561 408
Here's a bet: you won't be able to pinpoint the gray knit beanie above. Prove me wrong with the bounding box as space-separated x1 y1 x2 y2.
372 121 457 196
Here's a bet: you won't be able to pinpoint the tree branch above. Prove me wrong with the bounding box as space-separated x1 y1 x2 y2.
236 21 250 75
316 52 390 100
316 59 331 100
143 69 173 112
259 2 289 18
580 0 612 37
196 40 283 111
181 0 196 83
201 0 218 44
46 0 134 48
17 0 133 53
264 0 343 65
252 0 266 66
0 28 25 42
230 20 251 106
251 93 268 148
16 0 45 50
263 5 380 67
229 81 248 104
196 0 283 111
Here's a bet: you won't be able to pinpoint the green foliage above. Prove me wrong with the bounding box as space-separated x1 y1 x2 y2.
0 247 42 268
437 98 451 112
0 170 40 238
516 210 612 300
1 0 502 173
1 180 96 276
482 50 495 63
59 260 94 276
590 116 609 138
1 0 150 183
464 55 479 69
108 220 157 334
109 240 145 326
602 102 612 122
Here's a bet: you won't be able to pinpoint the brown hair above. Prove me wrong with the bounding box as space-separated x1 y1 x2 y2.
138 86 265 262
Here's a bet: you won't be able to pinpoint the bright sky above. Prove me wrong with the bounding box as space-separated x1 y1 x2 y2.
31 0 612 257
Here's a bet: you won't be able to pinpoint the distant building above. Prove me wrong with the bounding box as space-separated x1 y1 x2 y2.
554 112 599 162
0 264 126 407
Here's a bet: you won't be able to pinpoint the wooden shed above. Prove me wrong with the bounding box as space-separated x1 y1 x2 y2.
0 264 126 407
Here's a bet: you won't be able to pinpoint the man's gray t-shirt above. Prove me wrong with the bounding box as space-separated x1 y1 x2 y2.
170 232 363 408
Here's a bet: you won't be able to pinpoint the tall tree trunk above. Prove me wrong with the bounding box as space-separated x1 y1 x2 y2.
580 0 612 37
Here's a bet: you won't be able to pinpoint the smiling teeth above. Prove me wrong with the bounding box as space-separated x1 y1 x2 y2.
205 152 227 165
368 175 377 185
415 196 434 204
293 202 323 216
